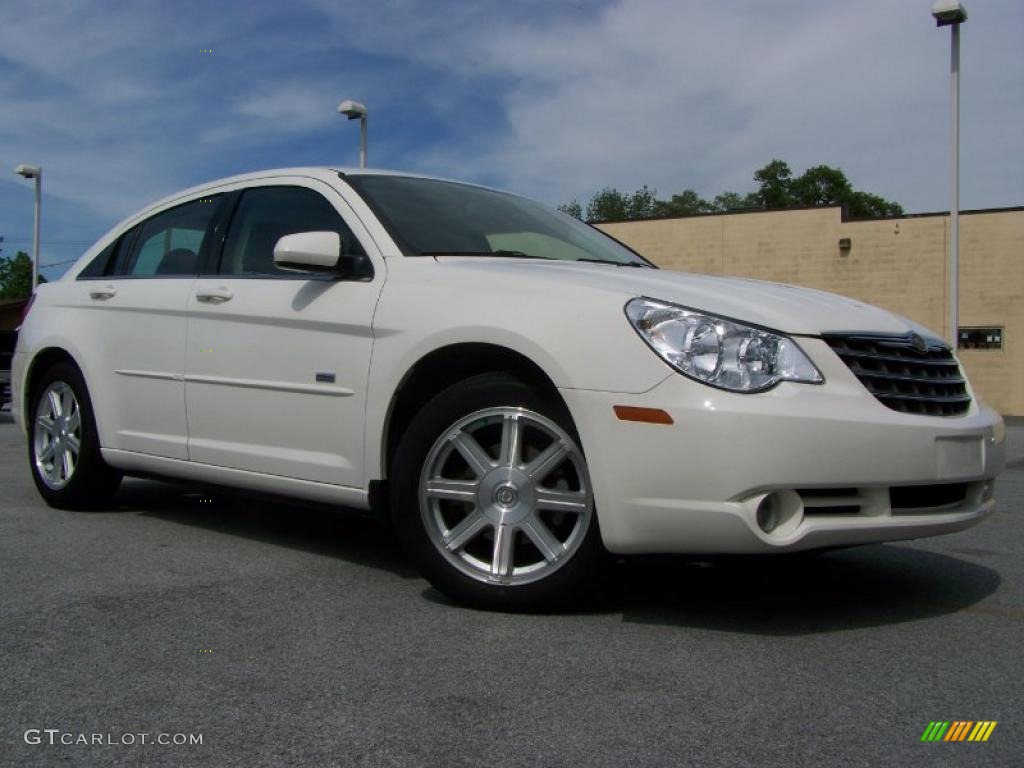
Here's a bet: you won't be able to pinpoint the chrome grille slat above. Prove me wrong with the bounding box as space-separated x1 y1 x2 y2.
824 333 971 417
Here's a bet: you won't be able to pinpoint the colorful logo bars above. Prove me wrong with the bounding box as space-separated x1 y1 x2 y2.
921 721 997 742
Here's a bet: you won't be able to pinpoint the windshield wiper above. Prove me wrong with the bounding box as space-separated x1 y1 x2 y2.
575 257 654 268
422 250 555 260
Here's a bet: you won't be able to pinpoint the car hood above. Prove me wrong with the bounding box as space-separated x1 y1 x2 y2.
433 257 930 338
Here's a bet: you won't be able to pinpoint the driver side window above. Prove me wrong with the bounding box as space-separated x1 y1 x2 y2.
219 186 365 276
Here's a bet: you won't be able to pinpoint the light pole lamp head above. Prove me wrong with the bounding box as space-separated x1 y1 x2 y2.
337 100 367 120
15 164 41 179
932 0 967 26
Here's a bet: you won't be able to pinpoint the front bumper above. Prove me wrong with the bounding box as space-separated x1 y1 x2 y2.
561 338 1006 555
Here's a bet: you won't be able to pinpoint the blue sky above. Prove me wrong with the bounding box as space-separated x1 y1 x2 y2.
1 0 1022 280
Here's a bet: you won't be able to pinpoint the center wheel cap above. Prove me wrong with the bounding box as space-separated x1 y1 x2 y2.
478 467 535 526
495 484 518 507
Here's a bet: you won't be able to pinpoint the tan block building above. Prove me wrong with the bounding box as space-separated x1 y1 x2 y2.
598 206 1024 415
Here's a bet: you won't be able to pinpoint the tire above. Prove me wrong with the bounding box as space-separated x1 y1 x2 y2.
27 361 122 509
391 373 606 611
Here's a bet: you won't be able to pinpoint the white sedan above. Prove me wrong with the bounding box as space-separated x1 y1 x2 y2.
11 168 1006 609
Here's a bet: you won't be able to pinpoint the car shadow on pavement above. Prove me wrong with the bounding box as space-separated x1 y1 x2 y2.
590 546 1003 635
118 478 420 579
116 478 1001 632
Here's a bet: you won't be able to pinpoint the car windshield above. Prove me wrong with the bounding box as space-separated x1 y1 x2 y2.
346 174 653 267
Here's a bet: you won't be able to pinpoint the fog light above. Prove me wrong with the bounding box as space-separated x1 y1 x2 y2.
756 495 780 533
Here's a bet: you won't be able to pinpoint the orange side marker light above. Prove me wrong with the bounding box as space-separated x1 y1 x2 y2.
613 405 674 425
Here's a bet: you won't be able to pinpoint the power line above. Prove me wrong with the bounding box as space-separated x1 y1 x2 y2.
1 238 94 246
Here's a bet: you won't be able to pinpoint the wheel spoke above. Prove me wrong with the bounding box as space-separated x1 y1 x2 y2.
67 404 81 433
535 487 590 514
444 511 488 551
524 441 568 482
521 515 563 562
61 448 74 480
451 431 494 478
61 388 74 419
36 416 55 437
498 413 523 467
490 524 515 580
47 388 63 418
424 478 478 502
39 440 57 462
65 435 81 456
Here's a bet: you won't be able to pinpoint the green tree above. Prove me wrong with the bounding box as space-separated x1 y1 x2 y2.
845 191 902 219
584 186 660 222
626 185 659 219
653 189 715 217
789 164 851 206
711 191 758 212
0 251 34 299
585 187 630 222
562 158 903 222
750 159 795 209
751 160 903 217
557 200 583 220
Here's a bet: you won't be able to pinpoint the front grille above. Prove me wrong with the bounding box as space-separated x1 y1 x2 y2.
797 487 864 516
794 482 974 518
824 333 971 416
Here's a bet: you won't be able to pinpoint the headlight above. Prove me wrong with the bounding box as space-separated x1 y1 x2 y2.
625 297 823 392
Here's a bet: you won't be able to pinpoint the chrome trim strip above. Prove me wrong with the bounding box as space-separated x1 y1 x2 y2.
114 369 184 381
184 374 354 397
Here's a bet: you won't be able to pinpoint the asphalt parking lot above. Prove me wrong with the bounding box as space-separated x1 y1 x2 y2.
1 410 1021 767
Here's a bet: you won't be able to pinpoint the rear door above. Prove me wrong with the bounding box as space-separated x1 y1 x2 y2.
75 195 226 458
183 178 384 487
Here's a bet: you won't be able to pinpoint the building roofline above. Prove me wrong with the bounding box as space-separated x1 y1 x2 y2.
593 203 1024 226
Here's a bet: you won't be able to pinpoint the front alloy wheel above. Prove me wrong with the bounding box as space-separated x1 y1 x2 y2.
392 373 606 611
420 406 594 586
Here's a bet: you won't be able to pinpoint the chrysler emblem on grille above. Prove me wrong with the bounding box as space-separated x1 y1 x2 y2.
910 333 928 353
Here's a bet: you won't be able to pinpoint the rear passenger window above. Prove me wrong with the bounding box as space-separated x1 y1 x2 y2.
123 196 221 277
219 186 364 276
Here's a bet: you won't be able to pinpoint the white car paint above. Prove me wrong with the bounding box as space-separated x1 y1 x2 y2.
11 167 1006 556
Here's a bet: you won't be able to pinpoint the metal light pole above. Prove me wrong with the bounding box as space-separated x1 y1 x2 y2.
14 164 42 293
932 1 967 347
338 100 368 168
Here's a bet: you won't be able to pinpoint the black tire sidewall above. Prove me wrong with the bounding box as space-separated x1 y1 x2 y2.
390 373 606 611
27 362 120 509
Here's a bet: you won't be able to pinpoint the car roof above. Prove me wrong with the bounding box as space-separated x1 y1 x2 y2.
136 167 503 220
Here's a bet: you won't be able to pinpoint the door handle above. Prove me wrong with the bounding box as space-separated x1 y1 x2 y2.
89 285 117 300
195 286 234 304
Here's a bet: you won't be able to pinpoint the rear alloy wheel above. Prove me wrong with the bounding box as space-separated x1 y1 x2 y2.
392 374 605 610
28 362 121 509
34 380 81 490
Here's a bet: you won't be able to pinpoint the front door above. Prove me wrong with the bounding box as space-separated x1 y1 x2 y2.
184 180 383 487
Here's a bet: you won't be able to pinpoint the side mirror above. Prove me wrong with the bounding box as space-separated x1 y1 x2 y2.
273 231 373 279
274 231 340 272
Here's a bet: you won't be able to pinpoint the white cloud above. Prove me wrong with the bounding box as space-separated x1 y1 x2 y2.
0 0 1020 270
302 0 1024 210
